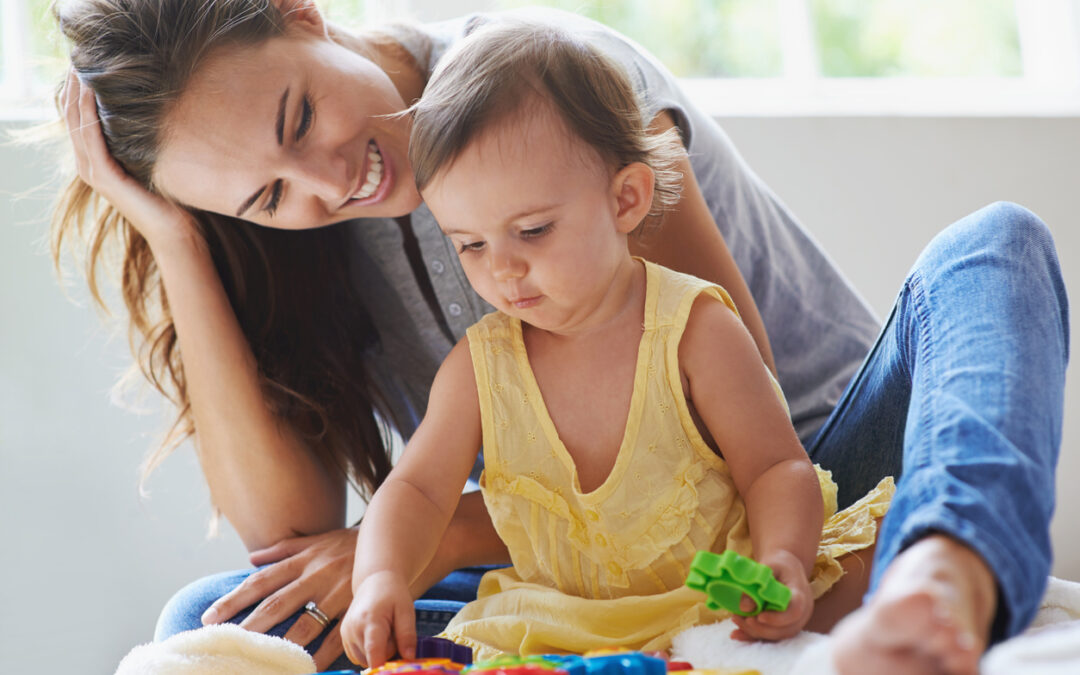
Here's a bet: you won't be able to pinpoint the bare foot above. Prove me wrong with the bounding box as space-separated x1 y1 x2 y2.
832 534 997 675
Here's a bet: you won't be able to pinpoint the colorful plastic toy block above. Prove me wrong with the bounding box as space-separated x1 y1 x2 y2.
684 550 791 617
583 652 667 675
365 657 466 675
417 637 473 665
465 654 574 675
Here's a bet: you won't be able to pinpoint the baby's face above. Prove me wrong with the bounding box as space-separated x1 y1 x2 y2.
422 106 635 334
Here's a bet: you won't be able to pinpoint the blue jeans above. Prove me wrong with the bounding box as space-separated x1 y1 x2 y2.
807 202 1068 642
156 202 1066 654
154 566 491 672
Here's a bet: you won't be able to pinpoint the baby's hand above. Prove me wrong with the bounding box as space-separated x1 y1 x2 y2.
341 570 416 668
730 551 813 642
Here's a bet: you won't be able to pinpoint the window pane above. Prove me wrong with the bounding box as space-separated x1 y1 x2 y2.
813 0 1022 77
489 0 782 77
320 0 368 26
27 0 66 90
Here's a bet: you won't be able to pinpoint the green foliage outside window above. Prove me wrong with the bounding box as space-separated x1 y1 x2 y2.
812 0 1021 77
4 0 1025 104
492 0 783 78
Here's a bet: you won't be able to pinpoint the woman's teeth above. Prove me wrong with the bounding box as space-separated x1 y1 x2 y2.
353 141 384 200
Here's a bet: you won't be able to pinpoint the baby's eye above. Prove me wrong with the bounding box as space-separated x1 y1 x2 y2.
521 223 553 239
459 241 485 254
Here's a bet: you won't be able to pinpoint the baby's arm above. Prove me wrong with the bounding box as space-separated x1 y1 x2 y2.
341 338 483 667
680 295 823 640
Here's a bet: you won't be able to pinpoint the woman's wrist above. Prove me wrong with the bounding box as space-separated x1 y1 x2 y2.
144 222 209 264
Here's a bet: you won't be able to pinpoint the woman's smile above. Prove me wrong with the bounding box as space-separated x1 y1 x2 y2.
154 30 422 229
342 139 389 207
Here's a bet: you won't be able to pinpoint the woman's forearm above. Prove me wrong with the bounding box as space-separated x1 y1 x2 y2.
153 234 346 550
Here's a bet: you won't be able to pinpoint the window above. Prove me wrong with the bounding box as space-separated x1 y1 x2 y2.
5 0 1079 116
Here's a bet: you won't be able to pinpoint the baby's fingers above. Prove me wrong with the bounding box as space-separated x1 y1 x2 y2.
393 599 417 661
753 602 802 627
731 612 801 642
364 620 392 669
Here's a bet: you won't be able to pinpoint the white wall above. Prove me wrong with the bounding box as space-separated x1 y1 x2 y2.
719 115 1080 585
2 114 1078 674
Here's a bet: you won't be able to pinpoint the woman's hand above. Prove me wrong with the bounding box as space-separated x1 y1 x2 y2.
341 570 416 669
201 528 357 671
61 68 202 250
730 551 814 642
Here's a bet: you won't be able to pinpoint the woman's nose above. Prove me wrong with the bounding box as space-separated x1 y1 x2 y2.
285 153 350 203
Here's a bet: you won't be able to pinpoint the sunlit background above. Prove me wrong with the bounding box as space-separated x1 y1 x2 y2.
6 0 1080 112
2 2 1079 674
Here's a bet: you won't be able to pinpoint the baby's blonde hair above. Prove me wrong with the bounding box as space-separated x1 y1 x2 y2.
409 20 683 232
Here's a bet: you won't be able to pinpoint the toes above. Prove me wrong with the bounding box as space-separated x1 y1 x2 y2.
831 589 984 675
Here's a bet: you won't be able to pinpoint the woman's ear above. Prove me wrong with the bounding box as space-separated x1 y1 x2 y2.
611 162 655 235
274 0 328 37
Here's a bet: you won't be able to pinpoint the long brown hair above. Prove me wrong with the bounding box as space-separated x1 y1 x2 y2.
51 0 421 501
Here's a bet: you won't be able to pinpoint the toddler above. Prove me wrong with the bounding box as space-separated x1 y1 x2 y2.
340 20 893 666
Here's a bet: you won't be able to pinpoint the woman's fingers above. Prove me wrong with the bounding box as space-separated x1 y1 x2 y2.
75 71 114 186
59 66 201 247
63 70 90 175
280 582 349 647
249 534 315 567
312 625 346 672
202 560 299 625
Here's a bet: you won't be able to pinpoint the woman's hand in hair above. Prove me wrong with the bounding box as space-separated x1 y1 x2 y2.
61 68 203 252
200 527 357 671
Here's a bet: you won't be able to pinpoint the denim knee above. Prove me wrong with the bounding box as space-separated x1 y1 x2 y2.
922 201 1056 272
154 569 251 641
912 201 1068 347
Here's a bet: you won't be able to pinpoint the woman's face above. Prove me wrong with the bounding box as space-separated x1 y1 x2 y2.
154 27 422 229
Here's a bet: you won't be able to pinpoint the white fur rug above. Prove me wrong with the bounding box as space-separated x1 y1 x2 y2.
671 576 1080 675
115 623 316 675
116 577 1080 674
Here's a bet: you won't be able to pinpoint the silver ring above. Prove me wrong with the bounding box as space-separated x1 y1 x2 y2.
303 600 330 628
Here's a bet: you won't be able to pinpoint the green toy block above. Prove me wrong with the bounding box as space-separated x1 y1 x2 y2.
684 550 791 617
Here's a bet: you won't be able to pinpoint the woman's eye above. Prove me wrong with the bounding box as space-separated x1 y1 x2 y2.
264 179 284 216
459 241 485 254
521 223 552 238
295 96 314 141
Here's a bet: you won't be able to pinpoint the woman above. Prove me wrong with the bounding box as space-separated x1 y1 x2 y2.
55 0 1066 672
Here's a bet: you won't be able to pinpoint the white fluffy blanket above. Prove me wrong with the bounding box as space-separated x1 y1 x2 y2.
115 623 316 675
671 576 1080 675
116 577 1080 674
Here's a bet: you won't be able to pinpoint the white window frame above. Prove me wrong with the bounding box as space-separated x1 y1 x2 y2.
5 0 1080 118
687 0 1080 116
0 0 34 117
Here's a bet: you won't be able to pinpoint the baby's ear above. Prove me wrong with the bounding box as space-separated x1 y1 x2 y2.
611 162 655 235
274 0 328 37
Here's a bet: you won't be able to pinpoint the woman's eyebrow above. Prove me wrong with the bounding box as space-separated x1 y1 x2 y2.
236 185 266 217
275 87 289 145
237 88 290 217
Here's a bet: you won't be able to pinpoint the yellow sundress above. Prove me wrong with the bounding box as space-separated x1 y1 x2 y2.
440 260 894 660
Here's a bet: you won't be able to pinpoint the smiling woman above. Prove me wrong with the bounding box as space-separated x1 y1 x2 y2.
153 25 422 226
53 0 410 533
47 0 1068 672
